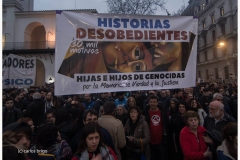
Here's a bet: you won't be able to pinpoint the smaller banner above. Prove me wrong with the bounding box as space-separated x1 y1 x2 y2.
2 54 36 88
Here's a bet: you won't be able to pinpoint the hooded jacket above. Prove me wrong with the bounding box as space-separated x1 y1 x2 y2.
217 140 236 160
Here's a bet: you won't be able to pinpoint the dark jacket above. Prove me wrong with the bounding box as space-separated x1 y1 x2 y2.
57 121 79 145
70 126 116 154
125 115 151 160
203 113 236 132
92 98 106 113
2 109 23 128
24 99 45 127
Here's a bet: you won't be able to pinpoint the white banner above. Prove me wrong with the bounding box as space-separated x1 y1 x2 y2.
55 11 198 95
2 54 36 88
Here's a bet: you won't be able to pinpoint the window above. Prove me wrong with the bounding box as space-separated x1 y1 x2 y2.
206 0 209 5
221 24 225 35
211 14 215 23
203 36 207 46
224 66 229 79
202 3 205 10
213 48 217 58
203 21 206 28
204 51 208 61
220 7 224 16
198 6 201 12
215 68 219 79
212 30 216 42
198 71 201 78
206 69 209 80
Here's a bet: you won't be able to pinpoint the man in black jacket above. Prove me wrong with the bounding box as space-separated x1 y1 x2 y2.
23 92 45 132
3 97 23 127
92 92 108 114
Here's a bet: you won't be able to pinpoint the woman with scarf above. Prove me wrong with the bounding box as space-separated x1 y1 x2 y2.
72 122 117 160
125 106 150 160
114 105 128 126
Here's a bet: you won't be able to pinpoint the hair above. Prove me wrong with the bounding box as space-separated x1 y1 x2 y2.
148 95 159 102
36 122 58 149
54 109 73 126
213 93 223 99
170 98 178 104
82 109 99 122
11 122 32 140
32 92 41 100
40 89 48 93
175 100 190 114
172 89 182 95
103 101 116 115
5 97 14 104
3 131 28 160
187 98 203 109
17 117 33 123
183 110 200 125
74 122 103 156
127 97 136 107
128 106 142 116
222 123 238 159
45 109 56 117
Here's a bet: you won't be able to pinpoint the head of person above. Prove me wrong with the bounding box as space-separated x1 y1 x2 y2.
3 131 28 160
148 90 156 96
32 92 41 100
75 122 103 154
127 97 136 107
36 122 59 149
218 87 225 95
45 109 56 124
184 88 190 94
116 92 125 101
183 110 200 131
103 101 116 115
14 91 24 101
166 90 171 97
40 89 48 98
28 90 35 100
213 93 223 103
222 122 237 159
46 91 53 101
84 94 92 102
169 98 178 112
175 100 190 115
82 109 99 125
115 105 126 116
172 89 183 99
55 109 73 126
160 90 167 98
187 98 202 112
100 92 108 100
203 88 210 96
133 91 140 98
106 92 112 99
5 97 14 110
17 117 35 133
187 93 193 100
128 106 141 123
208 101 224 120
148 95 159 111
3 122 32 149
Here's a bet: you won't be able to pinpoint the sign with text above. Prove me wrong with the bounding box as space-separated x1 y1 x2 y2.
2 54 36 88
55 11 198 95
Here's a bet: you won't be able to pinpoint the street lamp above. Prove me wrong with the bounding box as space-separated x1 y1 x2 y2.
217 41 225 48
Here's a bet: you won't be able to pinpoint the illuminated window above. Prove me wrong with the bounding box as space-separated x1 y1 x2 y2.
211 14 215 23
220 7 224 16
203 21 206 28
202 3 205 10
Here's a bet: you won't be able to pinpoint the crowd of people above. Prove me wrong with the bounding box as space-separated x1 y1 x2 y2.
2 81 238 160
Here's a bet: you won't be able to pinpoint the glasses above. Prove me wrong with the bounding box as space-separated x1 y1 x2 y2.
86 118 98 122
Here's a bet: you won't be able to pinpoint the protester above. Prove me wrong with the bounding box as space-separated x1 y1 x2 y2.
72 122 117 160
46 109 56 124
3 97 23 128
82 94 95 110
115 91 128 108
98 101 126 160
125 106 151 160
180 111 212 160
114 105 128 126
17 117 35 133
217 122 237 160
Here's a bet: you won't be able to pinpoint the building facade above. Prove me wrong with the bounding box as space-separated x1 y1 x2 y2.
2 0 97 86
183 0 238 83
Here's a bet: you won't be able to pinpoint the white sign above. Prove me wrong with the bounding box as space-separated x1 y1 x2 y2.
55 11 198 95
2 54 36 88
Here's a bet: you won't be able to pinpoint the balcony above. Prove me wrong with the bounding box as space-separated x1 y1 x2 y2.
2 41 55 50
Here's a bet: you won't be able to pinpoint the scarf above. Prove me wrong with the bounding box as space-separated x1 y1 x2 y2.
79 146 114 160
129 116 140 136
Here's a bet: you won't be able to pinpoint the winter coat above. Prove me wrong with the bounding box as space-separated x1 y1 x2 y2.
98 115 126 160
180 126 208 160
3 106 23 127
125 115 151 160
198 109 207 126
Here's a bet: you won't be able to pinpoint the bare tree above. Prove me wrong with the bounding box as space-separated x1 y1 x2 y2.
105 0 167 15
171 5 186 16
